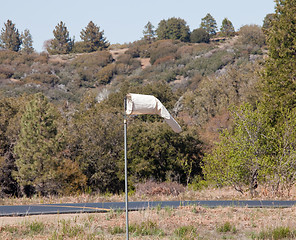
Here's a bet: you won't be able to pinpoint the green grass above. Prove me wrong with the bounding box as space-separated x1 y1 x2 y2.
174 225 198 240
109 220 165 237
253 226 296 240
217 221 237 233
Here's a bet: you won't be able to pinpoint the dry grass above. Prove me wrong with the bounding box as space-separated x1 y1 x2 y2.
1 205 296 239
2 184 296 206
1 185 296 239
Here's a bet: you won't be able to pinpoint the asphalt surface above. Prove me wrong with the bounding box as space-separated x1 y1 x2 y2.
1 200 296 216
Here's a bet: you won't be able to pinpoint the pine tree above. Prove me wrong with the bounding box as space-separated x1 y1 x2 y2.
143 21 155 42
220 18 235 37
200 13 217 36
156 17 190 42
261 0 296 111
14 93 62 195
47 21 73 54
0 20 22 52
80 21 109 52
21 29 34 54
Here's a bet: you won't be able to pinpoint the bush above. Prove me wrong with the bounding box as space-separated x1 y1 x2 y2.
71 51 113 82
190 28 210 43
149 40 179 65
0 66 14 79
96 64 116 85
238 24 265 47
23 73 60 86
135 180 185 196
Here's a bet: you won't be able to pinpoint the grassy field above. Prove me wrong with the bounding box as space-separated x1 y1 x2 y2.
1 205 296 239
1 186 296 239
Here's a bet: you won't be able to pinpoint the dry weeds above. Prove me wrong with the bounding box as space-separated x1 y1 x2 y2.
0 205 296 239
1 186 296 239
2 184 296 207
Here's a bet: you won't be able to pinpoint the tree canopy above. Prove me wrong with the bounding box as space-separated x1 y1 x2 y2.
47 21 73 54
79 21 109 52
200 13 217 36
220 18 235 37
0 20 22 52
261 0 296 111
156 17 190 42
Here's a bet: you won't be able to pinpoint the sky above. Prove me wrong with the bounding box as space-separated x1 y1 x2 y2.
1 0 276 52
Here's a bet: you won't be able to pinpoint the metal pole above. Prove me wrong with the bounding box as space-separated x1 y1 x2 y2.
124 97 129 240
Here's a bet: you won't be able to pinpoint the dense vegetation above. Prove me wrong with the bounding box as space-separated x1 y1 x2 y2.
0 1 294 198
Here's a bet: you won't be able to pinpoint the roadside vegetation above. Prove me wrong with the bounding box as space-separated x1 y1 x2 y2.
0 0 296 203
1 205 296 239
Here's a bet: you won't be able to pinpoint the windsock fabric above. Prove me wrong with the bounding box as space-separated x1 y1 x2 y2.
126 93 182 133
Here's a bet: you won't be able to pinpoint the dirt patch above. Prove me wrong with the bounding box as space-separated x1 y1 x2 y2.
110 48 128 60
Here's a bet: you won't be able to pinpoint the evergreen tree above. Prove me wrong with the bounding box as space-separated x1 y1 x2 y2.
262 13 275 33
220 18 235 37
200 13 217 36
156 17 190 42
80 21 109 52
143 21 155 42
0 20 22 52
21 29 34 54
14 94 63 195
190 28 210 43
261 0 296 111
47 21 73 54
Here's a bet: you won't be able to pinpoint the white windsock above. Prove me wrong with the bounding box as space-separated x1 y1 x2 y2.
125 93 182 133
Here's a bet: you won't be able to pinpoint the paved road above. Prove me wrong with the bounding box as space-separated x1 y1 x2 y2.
0 200 296 216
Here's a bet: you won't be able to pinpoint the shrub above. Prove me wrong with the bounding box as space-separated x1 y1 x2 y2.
0 66 14 79
217 222 237 233
190 28 210 43
256 226 295 240
238 24 265 47
96 64 116 85
23 73 60 86
174 225 198 239
135 180 185 196
71 51 113 82
149 40 179 65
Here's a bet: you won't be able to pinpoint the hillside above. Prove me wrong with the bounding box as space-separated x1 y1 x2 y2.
0 25 267 197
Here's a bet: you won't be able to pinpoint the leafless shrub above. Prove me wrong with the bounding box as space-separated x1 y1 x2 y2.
135 180 185 196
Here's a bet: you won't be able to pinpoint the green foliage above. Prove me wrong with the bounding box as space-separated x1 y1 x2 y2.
220 18 235 37
262 13 275 33
174 225 198 239
79 21 109 53
156 17 190 42
21 29 34 54
190 28 210 43
47 21 73 54
71 51 113 83
0 20 22 52
143 21 155 42
125 121 202 185
14 93 85 196
261 0 296 111
238 24 265 48
96 64 116 85
184 49 235 77
203 102 296 196
200 13 217 36
0 96 26 196
183 62 261 126
255 226 295 240
69 97 123 193
129 220 164 237
217 221 236 233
